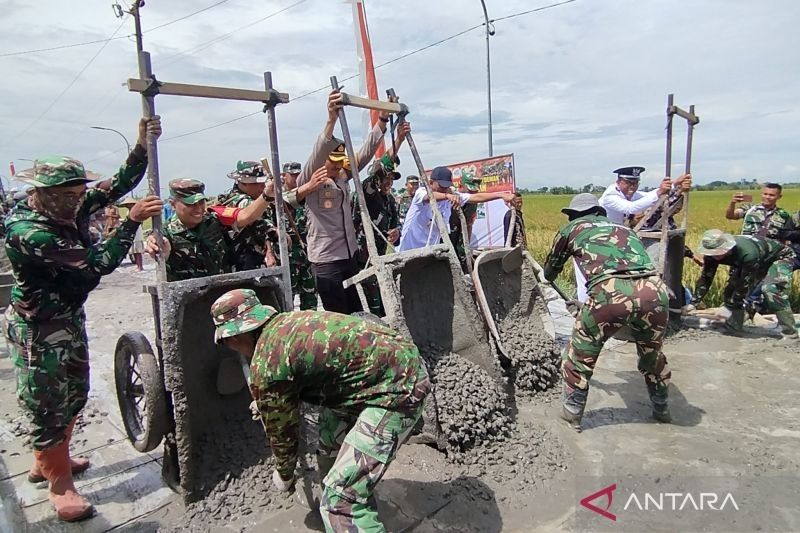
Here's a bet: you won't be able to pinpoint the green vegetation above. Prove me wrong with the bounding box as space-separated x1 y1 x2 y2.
522 189 800 310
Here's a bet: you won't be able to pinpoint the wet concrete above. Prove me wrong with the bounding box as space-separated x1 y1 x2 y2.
3 264 799 532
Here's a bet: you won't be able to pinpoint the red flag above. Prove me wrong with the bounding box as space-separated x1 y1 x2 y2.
351 0 385 157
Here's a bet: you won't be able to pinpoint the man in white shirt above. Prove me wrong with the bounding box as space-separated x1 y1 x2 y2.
599 166 672 225
572 167 673 302
398 166 513 252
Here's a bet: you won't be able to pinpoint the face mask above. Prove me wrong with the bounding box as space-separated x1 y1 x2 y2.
31 187 86 222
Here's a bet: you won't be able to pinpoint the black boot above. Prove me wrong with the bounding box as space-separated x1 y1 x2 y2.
724 308 745 333
559 385 588 432
647 384 671 423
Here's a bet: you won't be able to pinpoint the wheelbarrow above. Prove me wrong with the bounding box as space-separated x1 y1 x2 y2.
114 66 294 502
334 82 523 448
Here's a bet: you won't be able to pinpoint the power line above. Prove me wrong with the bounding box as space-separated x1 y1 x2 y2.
145 0 230 32
0 0 231 58
492 0 577 22
89 0 579 154
156 0 308 69
0 35 131 58
9 17 129 147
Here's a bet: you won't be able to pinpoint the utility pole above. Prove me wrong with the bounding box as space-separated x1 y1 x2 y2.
479 0 495 156
127 0 166 282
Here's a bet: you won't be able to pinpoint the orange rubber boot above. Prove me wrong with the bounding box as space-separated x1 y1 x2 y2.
28 419 89 483
34 440 94 522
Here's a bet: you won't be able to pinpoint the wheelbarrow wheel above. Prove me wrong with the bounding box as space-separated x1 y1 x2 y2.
114 332 169 453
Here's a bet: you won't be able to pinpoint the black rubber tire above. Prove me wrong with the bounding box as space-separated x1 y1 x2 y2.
114 332 169 453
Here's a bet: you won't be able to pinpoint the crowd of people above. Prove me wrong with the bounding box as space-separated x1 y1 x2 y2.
2 89 797 530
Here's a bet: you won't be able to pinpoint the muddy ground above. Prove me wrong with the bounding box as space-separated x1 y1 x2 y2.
1 262 799 532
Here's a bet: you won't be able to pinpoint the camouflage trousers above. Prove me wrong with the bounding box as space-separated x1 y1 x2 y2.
3 307 90 451
290 242 317 310
760 255 796 334
317 404 423 533
563 276 671 395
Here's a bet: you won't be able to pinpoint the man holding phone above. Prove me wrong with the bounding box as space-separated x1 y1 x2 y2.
725 182 798 338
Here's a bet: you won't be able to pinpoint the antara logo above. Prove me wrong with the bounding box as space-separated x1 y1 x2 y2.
623 492 739 512
580 484 617 521
580 483 740 521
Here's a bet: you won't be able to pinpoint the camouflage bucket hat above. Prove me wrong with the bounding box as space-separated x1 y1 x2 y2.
227 160 267 184
697 229 736 257
282 161 301 174
369 153 401 180
169 178 208 205
15 155 102 188
211 288 278 343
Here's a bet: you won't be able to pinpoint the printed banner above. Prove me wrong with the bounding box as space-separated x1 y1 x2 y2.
428 153 515 247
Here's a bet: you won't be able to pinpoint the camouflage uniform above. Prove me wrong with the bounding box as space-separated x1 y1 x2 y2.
217 161 276 271
280 191 317 310
220 189 274 271
694 232 793 332
3 150 147 450
210 290 430 533
736 204 797 334
397 191 413 225
544 207 670 424
163 179 234 282
352 156 401 315
449 173 481 270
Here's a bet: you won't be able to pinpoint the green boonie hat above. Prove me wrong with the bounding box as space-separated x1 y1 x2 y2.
369 153 401 181
169 178 208 205
697 229 736 257
227 160 268 184
15 155 103 188
211 288 278 343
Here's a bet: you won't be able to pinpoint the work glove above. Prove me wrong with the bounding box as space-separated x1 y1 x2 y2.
272 470 295 492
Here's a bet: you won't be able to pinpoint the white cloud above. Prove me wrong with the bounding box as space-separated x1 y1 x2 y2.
1 0 798 194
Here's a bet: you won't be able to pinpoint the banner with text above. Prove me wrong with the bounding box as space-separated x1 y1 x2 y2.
430 153 515 247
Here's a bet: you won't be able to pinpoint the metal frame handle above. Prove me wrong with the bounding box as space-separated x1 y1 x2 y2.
385 88 455 252
330 76 382 266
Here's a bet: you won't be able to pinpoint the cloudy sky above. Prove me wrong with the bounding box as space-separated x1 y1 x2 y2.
1 0 798 195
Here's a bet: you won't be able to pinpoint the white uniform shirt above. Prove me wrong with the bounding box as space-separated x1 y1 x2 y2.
598 182 660 225
574 183 660 302
398 188 471 252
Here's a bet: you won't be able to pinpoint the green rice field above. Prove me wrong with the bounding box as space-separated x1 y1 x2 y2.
521 189 800 310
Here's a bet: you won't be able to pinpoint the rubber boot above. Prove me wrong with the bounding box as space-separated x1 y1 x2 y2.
647 385 671 424
35 440 94 522
558 385 588 432
724 308 745 333
775 309 798 337
29 418 89 483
